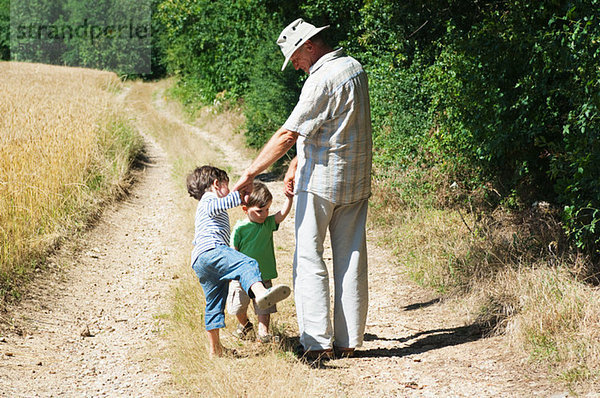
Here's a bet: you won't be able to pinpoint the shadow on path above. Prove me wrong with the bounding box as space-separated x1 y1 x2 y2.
402 298 441 311
359 324 484 359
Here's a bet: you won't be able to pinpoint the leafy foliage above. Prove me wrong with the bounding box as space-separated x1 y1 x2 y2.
0 0 9 59
2 0 162 77
244 42 302 150
157 0 286 102
154 0 600 255
426 1 600 254
61 0 153 75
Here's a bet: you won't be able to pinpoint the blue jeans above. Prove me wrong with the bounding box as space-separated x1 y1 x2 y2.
192 245 263 330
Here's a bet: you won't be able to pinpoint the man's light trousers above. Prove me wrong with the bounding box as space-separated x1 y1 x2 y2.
294 191 369 351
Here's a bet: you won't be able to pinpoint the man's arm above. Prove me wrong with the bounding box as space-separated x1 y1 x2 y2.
233 127 299 196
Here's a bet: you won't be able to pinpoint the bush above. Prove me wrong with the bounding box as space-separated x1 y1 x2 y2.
244 41 302 150
5 0 164 78
0 0 8 60
429 1 600 254
356 0 600 256
156 0 600 256
156 0 293 103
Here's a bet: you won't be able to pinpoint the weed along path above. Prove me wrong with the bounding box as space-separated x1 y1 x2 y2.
1 79 571 397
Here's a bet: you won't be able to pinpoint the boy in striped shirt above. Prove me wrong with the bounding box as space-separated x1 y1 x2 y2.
187 165 291 357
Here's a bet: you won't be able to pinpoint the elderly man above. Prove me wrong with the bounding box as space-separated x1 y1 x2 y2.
234 18 372 359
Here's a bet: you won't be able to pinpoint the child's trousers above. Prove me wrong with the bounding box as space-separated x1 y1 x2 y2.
192 245 262 330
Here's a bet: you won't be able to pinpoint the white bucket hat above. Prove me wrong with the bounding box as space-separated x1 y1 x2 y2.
277 18 329 71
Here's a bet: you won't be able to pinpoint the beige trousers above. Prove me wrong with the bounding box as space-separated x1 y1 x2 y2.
294 192 369 351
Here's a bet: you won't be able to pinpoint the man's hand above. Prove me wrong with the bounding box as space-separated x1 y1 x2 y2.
233 171 255 203
283 157 298 197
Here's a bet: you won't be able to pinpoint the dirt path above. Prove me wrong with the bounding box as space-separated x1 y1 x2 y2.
0 92 187 397
1 80 575 397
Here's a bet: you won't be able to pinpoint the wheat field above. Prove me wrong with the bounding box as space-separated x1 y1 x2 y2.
0 62 142 296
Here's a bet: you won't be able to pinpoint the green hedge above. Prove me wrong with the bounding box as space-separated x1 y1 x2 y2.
0 0 164 77
426 1 600 253
156 0 295 103
0 0 8 60
154 0 600 256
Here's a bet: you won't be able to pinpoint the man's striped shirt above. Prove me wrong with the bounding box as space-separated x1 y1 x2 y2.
283 48 372 205
190 190 241 265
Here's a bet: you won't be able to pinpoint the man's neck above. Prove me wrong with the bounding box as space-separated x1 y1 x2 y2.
312 45 333 64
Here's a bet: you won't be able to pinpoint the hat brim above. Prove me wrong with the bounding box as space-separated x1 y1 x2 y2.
281 25 330 71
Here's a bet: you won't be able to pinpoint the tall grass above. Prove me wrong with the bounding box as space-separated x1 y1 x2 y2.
369 175 600 390
369 177 475 293
494 267 600 385
0 62 143 300
165 258 319 397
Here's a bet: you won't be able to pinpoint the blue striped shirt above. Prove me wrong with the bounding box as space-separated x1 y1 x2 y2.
190 190 241 265
283 48 372 204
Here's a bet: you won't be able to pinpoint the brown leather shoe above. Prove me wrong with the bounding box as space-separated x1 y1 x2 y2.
334 346 355 358
302 348 334 362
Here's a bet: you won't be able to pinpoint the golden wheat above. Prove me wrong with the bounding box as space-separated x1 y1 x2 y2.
0 61 140 291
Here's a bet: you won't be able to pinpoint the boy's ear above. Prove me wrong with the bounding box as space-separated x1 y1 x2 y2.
242 205 248 212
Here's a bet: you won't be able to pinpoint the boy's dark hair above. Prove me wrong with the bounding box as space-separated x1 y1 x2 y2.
246 181 272 208
186 165 228 200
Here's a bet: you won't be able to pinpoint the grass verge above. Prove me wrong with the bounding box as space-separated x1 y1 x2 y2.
369 174 600 391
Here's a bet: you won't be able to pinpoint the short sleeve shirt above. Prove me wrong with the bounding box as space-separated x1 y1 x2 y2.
230 215 279 280
283 48 372 205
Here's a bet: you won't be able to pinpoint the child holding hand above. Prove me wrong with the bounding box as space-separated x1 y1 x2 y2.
227 181 293 343
187 166 291 357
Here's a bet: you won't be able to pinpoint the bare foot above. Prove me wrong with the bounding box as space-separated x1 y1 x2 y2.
209 343 223 358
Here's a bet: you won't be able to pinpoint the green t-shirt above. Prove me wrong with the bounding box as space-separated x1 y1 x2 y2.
230 215 280 280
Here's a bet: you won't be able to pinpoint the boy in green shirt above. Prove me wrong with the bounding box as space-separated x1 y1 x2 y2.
227 181 293 343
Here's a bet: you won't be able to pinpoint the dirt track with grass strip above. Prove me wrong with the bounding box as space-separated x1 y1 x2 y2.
0 79 579 397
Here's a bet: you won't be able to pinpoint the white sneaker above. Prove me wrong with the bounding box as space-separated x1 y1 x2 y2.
255 284 291 310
